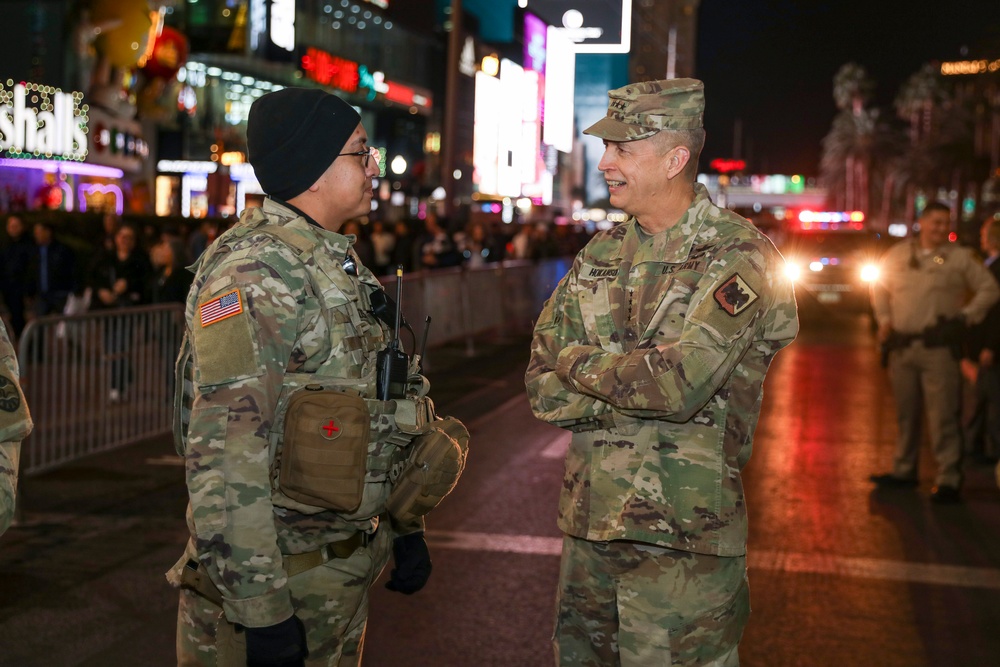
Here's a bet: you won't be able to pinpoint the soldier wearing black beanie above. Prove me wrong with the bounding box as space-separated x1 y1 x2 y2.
173 83 440 667
247 87 362 200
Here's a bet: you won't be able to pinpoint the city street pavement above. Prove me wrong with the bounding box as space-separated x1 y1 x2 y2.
3 304 1000 666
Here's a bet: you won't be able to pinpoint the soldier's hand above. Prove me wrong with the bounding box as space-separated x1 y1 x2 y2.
244 615 309 667
385 531 432 595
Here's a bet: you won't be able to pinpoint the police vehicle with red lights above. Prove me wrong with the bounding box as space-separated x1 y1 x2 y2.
776 211 885 313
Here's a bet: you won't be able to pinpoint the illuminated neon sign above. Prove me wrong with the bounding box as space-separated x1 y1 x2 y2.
710 158 746 174
0 82 88 161
940 59 1000 75
300 47 432 111
301 48 360 92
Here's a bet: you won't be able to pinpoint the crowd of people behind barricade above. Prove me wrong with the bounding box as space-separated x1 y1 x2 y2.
0 209 595 344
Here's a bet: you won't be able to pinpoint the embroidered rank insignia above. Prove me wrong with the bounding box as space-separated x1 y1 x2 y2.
714 273 758 317
199 289 243 327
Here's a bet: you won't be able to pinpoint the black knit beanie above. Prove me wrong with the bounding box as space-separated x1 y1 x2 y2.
246 88 361 200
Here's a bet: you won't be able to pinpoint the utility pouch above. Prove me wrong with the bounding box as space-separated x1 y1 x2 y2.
215 616 247 667
386 416 470 524
279 388 370 512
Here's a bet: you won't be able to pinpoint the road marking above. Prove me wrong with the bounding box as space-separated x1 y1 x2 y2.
428 530 1000 590
540 432 570 459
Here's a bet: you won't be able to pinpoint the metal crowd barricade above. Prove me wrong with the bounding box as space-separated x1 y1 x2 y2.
379 257 570 357
14 258 570 477
17 304 185 474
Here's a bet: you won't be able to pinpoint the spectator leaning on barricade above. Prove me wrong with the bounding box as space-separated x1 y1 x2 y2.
0 215 34 339
167 87 468 667
87 222 152 403
962 215 1000 464
0 317 32 536
526 78 798 666
871 202 1000 503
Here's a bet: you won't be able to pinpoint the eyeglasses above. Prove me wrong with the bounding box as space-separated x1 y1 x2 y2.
338 146 381 172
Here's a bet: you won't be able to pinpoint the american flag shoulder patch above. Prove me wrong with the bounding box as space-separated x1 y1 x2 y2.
199 289 244 327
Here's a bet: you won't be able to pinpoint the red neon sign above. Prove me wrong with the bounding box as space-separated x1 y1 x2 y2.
710 158 746 173
301 48 360 93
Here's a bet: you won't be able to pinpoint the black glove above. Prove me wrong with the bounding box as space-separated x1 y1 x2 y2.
244 615 309 667
385 531 432 595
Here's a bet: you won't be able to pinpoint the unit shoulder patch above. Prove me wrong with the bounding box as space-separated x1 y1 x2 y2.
199 289 243 327
714 273 758 317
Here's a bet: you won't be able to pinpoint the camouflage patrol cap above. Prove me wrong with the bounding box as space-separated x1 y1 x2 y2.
584 78 705 142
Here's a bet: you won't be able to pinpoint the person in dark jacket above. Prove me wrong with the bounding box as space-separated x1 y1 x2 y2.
0 215 34 338
964 216 1000 462
87 223 152 402
27 222 77 317
147 238 193 305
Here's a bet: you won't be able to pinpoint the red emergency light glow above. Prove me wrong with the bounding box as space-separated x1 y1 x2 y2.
797 210 865 231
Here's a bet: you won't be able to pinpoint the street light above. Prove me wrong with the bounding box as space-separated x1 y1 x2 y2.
390 155 407 176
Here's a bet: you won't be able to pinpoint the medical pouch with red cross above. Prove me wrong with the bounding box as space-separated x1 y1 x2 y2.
278 388 370 512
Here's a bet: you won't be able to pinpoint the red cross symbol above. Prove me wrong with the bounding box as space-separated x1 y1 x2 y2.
322 420 339 437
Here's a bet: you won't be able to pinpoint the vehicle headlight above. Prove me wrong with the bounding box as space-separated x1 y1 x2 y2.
860 264 880 282
784 262 802 281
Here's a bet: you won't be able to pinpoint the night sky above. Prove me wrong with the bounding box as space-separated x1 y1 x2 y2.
695 0 1000 177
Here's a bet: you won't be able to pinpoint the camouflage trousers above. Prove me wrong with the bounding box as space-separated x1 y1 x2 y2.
177 527 392 667
553 535 749 667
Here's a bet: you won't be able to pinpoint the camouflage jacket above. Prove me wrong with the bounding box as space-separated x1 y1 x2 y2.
0 319 31 535
179 199 401 627
525 185 798 557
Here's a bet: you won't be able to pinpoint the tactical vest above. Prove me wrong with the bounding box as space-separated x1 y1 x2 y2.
173 209 434 522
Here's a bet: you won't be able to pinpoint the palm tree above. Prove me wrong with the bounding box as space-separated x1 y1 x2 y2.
822 63 880 217
891 64 974 222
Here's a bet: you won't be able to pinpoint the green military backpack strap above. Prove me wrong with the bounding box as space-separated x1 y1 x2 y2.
386 416 470 525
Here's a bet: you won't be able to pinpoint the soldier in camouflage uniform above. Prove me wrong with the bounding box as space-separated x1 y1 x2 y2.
525 79 798 666
168 88 440 667
1 318 32 536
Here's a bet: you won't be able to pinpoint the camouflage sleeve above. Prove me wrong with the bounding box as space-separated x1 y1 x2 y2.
554 244 785 423
525 252 613 428
186 245 302 627
961 249 1000 325
0 321 30 535
0 442 20 535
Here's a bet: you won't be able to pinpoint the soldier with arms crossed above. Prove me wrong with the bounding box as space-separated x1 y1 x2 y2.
525 79 798 666
169 88 467 667
1 318 32 536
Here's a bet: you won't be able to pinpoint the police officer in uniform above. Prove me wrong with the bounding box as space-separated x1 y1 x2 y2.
1 318 32 535
870 202 999 502
169 88 464 666
525 79 798 666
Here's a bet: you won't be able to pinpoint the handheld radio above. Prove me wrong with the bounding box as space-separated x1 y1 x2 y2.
376 266 411 400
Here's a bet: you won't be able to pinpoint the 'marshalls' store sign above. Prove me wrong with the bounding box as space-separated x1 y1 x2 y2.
0 81 89 161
